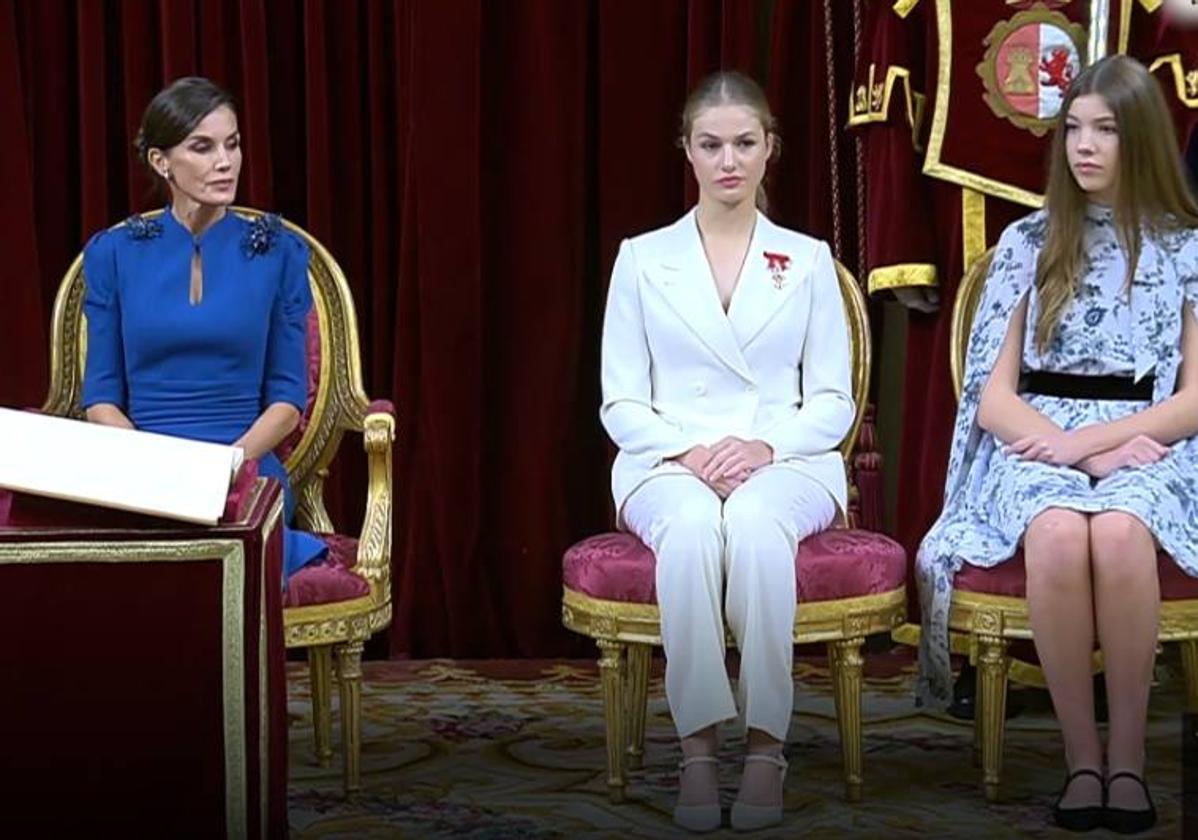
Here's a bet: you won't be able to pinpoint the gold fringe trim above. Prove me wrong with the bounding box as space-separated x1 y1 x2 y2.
868 263 938 294
1148 54 1198 109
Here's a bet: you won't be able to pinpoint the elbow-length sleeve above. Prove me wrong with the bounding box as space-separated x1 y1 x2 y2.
759 242 856 459
599 239 693 462
261 230 313 412
1185 236 1198 317
80 230 127 410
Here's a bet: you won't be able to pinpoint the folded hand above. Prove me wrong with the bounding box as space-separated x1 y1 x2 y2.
1077 434 1169 479
1003 430 1088 467
675 443 758 499
701 437 774 484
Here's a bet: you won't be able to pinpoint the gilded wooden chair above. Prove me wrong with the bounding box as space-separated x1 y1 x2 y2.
948 247 1198 801
561 262 907 803
44 207 394 794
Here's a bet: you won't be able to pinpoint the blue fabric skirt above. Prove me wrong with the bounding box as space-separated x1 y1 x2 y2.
258 453 328 580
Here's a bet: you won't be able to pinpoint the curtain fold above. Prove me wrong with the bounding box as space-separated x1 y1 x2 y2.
1 0 862 657
0 0 45 409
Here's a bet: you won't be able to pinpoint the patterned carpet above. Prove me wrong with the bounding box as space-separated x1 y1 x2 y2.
286 650 1189 838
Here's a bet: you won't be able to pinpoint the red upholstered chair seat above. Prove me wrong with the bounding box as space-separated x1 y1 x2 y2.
563 529 906 605
283 533 371 608
954 549 1198 601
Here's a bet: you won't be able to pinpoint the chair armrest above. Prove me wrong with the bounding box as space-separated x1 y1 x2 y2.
366 399 395 416
354 403 395 584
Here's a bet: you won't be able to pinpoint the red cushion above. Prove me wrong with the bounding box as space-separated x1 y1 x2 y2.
797 529 908 601
955 549 1198 601
954 555 1028 598
284 532 370 608
563 533 656 603
562 529 906 605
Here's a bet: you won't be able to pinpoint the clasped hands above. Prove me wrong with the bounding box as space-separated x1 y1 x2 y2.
674 437 774 498
1004 429 1169 478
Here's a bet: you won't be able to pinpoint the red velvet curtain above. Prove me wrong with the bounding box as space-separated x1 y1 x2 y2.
0 0 863 657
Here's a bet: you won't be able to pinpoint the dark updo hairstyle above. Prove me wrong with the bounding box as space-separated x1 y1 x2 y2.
678 70 781 212
134 76 235 175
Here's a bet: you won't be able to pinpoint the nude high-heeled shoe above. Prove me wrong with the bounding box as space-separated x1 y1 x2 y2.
673 755 722 833
730 752 787 832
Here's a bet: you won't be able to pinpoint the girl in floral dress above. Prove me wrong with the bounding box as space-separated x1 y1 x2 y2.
916 56 1198 834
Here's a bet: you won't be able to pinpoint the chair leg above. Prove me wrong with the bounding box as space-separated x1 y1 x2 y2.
596 638 628 803
976 634 1010 802
624 643 651 770
335 640 365 795
828 637 865 802
1179 640 1198 714
308 645 334 767
972 659 982 768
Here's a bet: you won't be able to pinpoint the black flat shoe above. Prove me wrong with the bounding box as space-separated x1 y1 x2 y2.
1103 771 1157 834
1052 768 1105 832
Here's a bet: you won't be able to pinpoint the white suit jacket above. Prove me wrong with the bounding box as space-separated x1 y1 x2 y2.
600 208 855 524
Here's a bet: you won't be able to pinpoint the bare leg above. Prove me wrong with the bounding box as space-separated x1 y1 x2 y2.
1090 512 1159 811
1024 508 1102 808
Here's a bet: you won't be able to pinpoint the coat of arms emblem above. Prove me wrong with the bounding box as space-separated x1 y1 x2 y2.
977 5 1087 137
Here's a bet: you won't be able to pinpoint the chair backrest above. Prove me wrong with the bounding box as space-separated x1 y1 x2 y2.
949 247 996 401
835 260 871 460
42 207 373 533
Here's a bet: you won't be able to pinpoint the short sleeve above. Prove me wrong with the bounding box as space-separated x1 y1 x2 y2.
261 230 313 411
1164 226 1198 319
80 229 128 410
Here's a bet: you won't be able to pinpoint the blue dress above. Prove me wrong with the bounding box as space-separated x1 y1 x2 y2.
80 208 327 580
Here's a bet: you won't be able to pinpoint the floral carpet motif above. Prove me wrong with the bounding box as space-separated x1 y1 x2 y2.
286 652 1190 838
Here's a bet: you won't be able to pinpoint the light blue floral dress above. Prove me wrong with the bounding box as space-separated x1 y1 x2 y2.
915 204 1198 708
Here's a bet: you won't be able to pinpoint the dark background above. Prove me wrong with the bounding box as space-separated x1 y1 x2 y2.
0 0 867 657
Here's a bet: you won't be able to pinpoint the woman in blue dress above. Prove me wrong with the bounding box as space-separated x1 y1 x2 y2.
917 56 1198 834
80 76 326 580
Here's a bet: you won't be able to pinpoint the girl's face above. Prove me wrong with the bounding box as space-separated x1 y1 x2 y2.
1065 94 1119 205
685 104 773 208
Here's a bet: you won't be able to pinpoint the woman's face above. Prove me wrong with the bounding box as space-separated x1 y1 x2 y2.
1065 93 1119 205
150 105 242 208
685 103 772 208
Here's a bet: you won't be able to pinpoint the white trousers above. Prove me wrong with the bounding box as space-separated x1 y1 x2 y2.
622 464 837 741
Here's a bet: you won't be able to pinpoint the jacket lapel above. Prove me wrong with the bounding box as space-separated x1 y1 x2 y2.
727 213 805 349
644 210 755 382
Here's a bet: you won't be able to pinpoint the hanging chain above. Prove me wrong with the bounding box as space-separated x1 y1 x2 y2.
852 0 866 284
824 0 844 261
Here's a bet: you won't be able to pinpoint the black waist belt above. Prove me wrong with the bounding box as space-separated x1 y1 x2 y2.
1018 370 1154 401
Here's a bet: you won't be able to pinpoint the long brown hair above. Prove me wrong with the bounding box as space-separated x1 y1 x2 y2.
678 71 781 213
1035 55 1198 353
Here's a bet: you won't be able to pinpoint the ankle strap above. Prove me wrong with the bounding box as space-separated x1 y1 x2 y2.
1107 771 1148 788
679 755 718 770
744 752 787 769
1065 768 1103 784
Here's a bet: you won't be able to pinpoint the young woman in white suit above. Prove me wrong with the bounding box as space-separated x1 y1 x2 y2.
599 71 854 833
